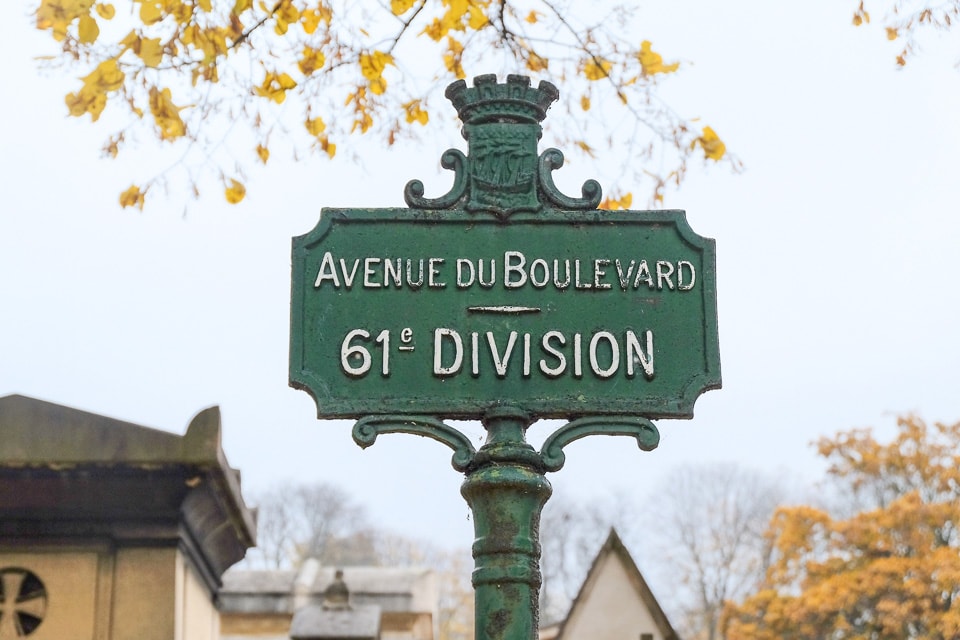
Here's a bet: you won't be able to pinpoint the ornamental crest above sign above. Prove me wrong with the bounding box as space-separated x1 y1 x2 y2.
290 74 720 421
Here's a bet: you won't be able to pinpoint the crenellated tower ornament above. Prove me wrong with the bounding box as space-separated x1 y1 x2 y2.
403 74 602 218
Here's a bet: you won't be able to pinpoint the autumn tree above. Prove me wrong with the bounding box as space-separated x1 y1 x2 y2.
852 1 960 66
723 415 960 640
32 0 735 209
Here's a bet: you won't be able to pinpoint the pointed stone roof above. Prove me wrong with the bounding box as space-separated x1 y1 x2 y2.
551 529 680 640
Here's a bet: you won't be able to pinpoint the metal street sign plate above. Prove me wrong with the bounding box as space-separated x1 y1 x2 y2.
290 75 720 420
290 207 719 419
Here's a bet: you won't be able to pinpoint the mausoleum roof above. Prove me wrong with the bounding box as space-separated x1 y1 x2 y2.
0 394 257 592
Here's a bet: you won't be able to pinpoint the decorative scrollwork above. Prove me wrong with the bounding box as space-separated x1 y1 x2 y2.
403 149 469 210
352 415 477 472
538 148 603 210
539 416 659 472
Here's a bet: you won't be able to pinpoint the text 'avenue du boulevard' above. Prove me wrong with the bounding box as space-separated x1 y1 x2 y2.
313 250 698 292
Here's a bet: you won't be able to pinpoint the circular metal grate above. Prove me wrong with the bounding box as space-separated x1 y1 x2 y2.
0 569 47 638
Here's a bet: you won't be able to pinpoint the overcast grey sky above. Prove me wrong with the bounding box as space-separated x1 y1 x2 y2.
2 0 959 549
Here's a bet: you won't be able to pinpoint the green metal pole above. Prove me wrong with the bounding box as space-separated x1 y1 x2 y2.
461 407 552 640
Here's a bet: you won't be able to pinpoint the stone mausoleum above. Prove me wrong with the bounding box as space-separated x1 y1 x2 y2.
219 561 438 640
0 395 440 640
0 394 256 640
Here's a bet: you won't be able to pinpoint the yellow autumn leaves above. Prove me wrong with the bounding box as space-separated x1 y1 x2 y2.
360 51 394 95
66 57 186 143
119 185 146 210
693 126 726 161
298 47 326 76
122 31 165 68
77 10 99 43
581 41 678 82
38 0 732 211
582 57 613 81
305 116 336 157
852 0 870 26
574 40 724 164
599 192 633 210
35 0 97 42
255 72 297 104
44 0 192 143
224 179 246 204
122 174 239 209
403 100 429 126
255 45 326 104
149 87 185 139
119 176 243 208
401 0 490 41
444 38 466 78
394 0 485 79
724 416 960 640
637 41 680 76
65 59 124 121
849 1 941 68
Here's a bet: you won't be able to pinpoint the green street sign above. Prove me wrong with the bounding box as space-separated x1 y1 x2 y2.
290 75 720 420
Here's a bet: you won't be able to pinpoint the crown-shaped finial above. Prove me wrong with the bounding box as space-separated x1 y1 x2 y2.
445 74 560 125
404 73 602 216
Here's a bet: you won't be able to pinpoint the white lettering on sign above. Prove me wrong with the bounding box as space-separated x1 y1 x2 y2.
315 253 443 290
363 258 380 288
338 328 655 381
433 328 463 375
314 251 696 293
455 259 497 288
432 328 654 380
340 329 391 377
428 258 446 288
